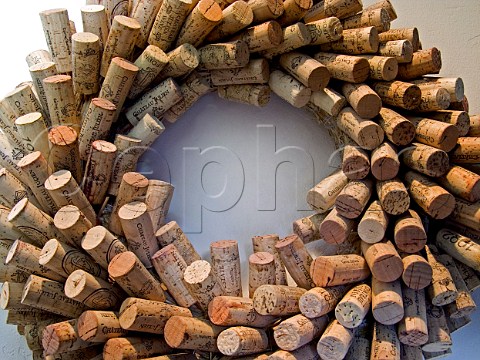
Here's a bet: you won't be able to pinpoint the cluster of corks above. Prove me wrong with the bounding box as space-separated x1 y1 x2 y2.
0 0 479 359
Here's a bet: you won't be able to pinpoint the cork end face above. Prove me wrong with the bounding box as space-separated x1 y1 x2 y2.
351 58 370 83
114 15 141 30
391 120 416 146
208 296 233 325
29 61 56 72
217 328 242 356
155 221 179 237
43 74 72 85
91 140 117 153
403 84 422 110
17 151 43 167
273 322 301 351
118 304 140 330
7 198 29 222
357 219 386 244
80 5 105 13
198 0 223 22
179 44 200 69
122 172 149 188
64 270 87 298
402 257 432 290
427 193 456 219
54 205 82 230
77 310 98 341
275 234 300 249
39 238 60 265
45 170 73 190
211 239 238 250
299 291 328 318
42 324 62 356
310 257 336 287
91 98 116 111
72 32 100 44
81 226 108 250
118 201 148 221
249 252 274 265
0 282 10 309
371 254 404 283
111 57 139 73
164 316 188 348
15 112 43 126
184 260 211 284
108 251 136 278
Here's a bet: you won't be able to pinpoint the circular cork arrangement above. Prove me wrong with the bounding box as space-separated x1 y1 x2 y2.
0 1 479 359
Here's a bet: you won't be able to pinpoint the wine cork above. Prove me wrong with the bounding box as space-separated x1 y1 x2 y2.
445 218 480 242
378 40 413 63
218 84 270 107
103 337 172 360
206 1 254 42
0 168 38 209
307 169 348 213
0 211 27 247
304 0 363 23
453 258 480 292
78 310 127 342
152 245 197 308
14 113 49 159
400 345 423 360
268 69 313 107
341 83 382 119
210 59 269 86
372 278 404 325
305 17 343 47
72 32 101 95
292 213 327 244
335 179 373 219
377 107 416 146
357 200 388 244
424 246 458 306
3 85 45 129
208 296 277 327
309 87 346 117
175 0 223 47
371 81 421 110
164 316 225 352
81 226 128 270
427 110 470 137
21 274 86 317
100 16 141 76
231 21 283 53
415 87 451 112
446 314 471 335
217 326 269 356
336 107 384 150
39 9 72 73
145 180 173 231
364 0 397 19
127 114 165 149
155 221 201 265
276 0 312 27
47 126 82 182
436 228 480 272
130 0 164 48
394 210 427 254
361 240 403 282
198 41 250 70
376 177 410 215
317 319 355 360
370 141 400 181
7 198 67 246
423 302 452 352
414 77 464 103
335 283 371 328
310 254 370 287
248 0 284 23
261 23 311 59
378 27 419 51
279 52 330 92
400 143 449 177
397 48 442 80
318 207 355 244
0 104 30 157
6 308 65 326
81 5 109 49
43 75 79 130
320 27 380 55
156 44 200 80
25 49 53 67
370 322 401 360
342 8 391 32
125 77 182 125
42 319 92 356
53 204 93 250
343 318 371 359
104 0 129 23
298 285 348 318
273 314 328 351
359 55 398 81
308 231 362 257
24 319 60 351
397 286 428 346
252 284 306 316
119 297 192 333
468 114 480 136
129 46 168 99
252 234 287 285
249 252 276 297
183 260 225 311
437 165 480 203
65 269 124 309
313 52 369 83
451 136 480 164
0 261 29 284
404 171 455 219
1 282 30 311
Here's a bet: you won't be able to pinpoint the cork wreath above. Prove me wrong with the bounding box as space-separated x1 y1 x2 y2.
0 0 479 359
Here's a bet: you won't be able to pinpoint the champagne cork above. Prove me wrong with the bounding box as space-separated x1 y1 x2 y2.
394 210 427 254
65 269 124 309
359 55 398 81
415 87 451 112
127 114 165 148
81 226 128 270
164 316 225 352
268 69 312 108
378 40 413 63
414 77 464 103
306 17 343 46
320 27 380 55
48 126 82 181
293 213 327 244
314 52 369 83
78 98 117 161
400 143 449 177
109 251 165 301
304 0 363 23
372 278 404 325
125 78 182 125
3 84 45 127
371 81 421 110
260 23 311 59
453 258 480 292
437 165 480 203
273 314 328 351
309 87 346 117
307 169 348 212
81 5 109 49
43 75 80 130
129 46 169 99
72 32 101 95
40 238 105 280
100 16 141 76
358 200 388 244
131 0 165 48
342 83 382 119
424 246 458 306
423 302 452 352
218 84 271 107
451 136 480 164
206 1 254 42
318 207 355 244
14 113 49 159
208 296 277 327
81 140 117 205
249 252 276 297
39 9 72 73
397 286 428 346
0 168 38 209
370 141 400 181
378 27 419 51
26 49 52 67
183 260 225 311
217 326 269 356
252 234 287 285
231 21 283 52
248 0 284 23
103 337 172 360
336 107 384 150
198 41 250 70
118 201 159 269
119 297 192 333
21 274 86 318
157 44 200 80
252 284 306 316
436 228 480 272
310 254 370 287
317 319 355 360
7 198 66 246
45 170 97 225
42 319 92 356
404 171 455 219
371 322 401 360
211 59 269 86
427 110 470 137
155 221 201 265
78 310 127 342
1 282 30 311
175 0 223 47
299 285 348 318
51 202 92 246
376 177 410 215
397 48 442 80
361 240 403 282
377 107 416 146
335 179 373 219
279 52 330 92
152 244 197 308
468 114 480 136
335 284 371 328
342 8 391 32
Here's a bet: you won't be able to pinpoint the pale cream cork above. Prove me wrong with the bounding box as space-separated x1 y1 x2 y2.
72 32 101 95
0 168 39 209
206 1 254 42
372 278 404 325
218 84 271 107
217 326 269 356
279 52 330 92
39 9 72 73
14 113 49 160
436 228 480 273
156 44 200 80
104 0 129 24
81 5 109 49
43 75 80 130
261 23 311 59
309 87 346 117
81 226 128 270
145 179 173 230
248 252 276 297
274 314 328 351
0 282 31 311
78 310 127 343
52 204 93 247
269 70 311 107
211 59 270 86
252 284 306 316
42 319 92 356
310 254 370 287
336 107 384 150
198 41 250 70
378 40 414 63
252 233 287 285
127 113 165 148
25 49 53 67
299 285 349 318
131 0 165 48
335 283 371 328
4 84 46 126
